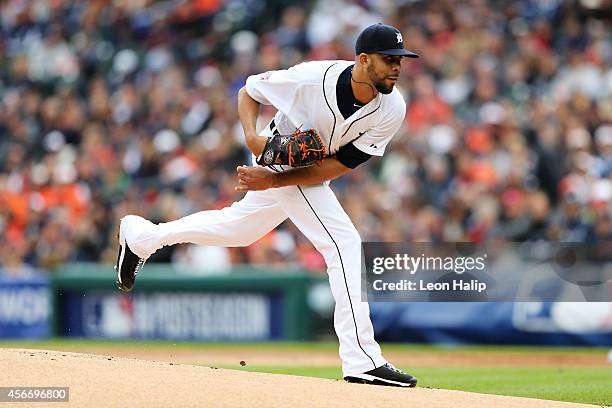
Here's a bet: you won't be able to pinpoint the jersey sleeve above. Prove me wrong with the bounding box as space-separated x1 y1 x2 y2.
352 95 406 156
245 68 301 116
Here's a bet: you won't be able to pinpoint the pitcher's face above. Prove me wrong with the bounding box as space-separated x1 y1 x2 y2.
367 54 402 94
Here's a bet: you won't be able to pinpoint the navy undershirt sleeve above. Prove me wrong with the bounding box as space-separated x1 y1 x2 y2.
336 142 372 169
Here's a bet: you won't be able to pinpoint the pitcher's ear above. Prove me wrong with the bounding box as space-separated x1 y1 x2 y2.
358 53 369 66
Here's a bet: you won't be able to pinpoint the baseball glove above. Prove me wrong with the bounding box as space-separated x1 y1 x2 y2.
257 129 326 167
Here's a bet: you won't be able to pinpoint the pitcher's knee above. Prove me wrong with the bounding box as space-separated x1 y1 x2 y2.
320 229 360 248
347 228 362 245
337 229 362 252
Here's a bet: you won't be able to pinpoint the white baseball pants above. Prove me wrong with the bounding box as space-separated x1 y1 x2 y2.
136 183 386 376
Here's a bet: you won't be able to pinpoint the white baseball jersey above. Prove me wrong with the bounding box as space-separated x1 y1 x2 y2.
245 60 406 159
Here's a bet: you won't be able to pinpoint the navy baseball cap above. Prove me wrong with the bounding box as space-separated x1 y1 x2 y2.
355 23 419 58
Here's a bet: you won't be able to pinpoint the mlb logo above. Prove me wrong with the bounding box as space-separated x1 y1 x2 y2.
84 294 134 338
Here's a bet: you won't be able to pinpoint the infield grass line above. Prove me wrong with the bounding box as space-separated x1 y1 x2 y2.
215 365 612 406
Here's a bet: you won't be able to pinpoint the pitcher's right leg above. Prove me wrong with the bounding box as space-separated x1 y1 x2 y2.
116 190 287 292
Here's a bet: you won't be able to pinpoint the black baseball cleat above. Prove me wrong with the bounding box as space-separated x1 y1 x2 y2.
344 363 417 387
114 221 145 293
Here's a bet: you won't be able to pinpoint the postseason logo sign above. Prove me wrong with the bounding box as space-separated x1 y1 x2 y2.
362 242 612 302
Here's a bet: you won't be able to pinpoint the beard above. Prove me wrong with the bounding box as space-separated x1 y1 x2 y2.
367 63 394 94
373 79 394 94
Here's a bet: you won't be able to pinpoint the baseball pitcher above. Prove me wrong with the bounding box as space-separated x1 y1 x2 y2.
116 23 419 387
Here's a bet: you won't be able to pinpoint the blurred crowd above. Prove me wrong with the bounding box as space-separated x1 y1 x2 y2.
1 0 611 275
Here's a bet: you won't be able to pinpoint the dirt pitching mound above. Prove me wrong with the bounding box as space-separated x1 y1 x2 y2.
0 348 597 408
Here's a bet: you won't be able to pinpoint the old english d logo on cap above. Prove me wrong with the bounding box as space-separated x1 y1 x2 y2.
355 23 419 58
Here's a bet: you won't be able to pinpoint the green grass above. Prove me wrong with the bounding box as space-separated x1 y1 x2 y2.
0 339 608 355
220 365 612 406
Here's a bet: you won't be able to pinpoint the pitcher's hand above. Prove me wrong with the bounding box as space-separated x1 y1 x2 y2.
235 166 279 192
